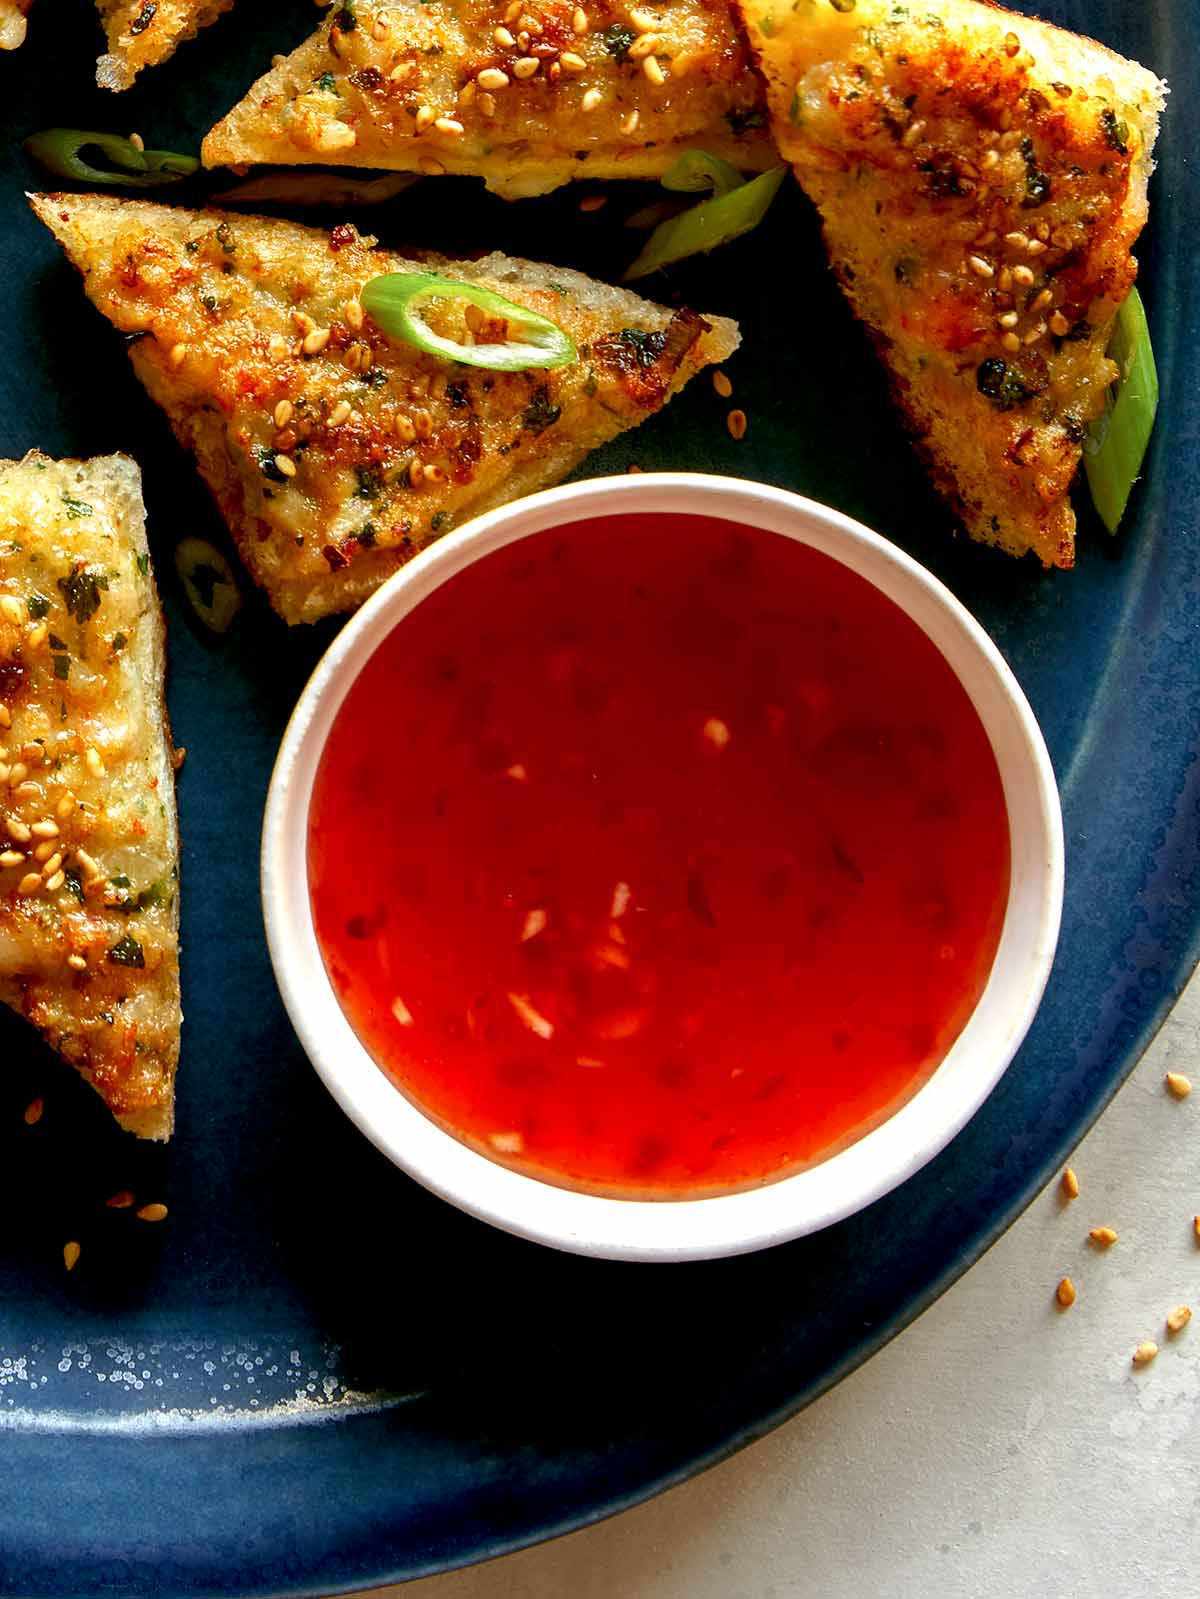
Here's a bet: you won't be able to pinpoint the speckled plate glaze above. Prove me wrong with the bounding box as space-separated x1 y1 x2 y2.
0 2 1195 1594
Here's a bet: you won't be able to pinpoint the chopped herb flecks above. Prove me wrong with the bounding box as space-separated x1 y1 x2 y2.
107 933 145 968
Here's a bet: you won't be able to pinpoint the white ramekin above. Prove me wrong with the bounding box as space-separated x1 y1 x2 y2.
262 474 1064 1262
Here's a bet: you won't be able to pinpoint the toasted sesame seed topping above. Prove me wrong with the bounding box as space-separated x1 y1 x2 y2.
30 819 59 839
620 109 640 135
580 86 603 112
44 870 64 893
1166 1071 1192 1098
967 254 994 279
901 118 926 148
726 408 748 441
477 66 510 90
74 848 101 879
39 851 62 875
997 311 1019 329
168 341 188 370
642 54 666 85
395 414 417 443
23 1097 43 1126
628 31 659 58
1011 265 1036 288
1004 231 1029 250
1061 1166 1079 1199
512 55 540 78
1000 331 1021 354
9 760 27 785
1166 1305 1192 1336
0 595 22 623
478 91 497 116
27 622 48 648
302 327 331 356
1026 239 1047 256
980 148 1000 170
572 5 588 32
63 1240 81 1272
273 399 294 429
494 25 516 46
5 818 31 843
17 871 42 894
327 400 352 427
1089 1225 1118 1247
1132 1340 1158 1367
712 370 733 399
458 79 477 106
409 459 424 488
67 953 87 971
560 50 587 72
106 1190 135 1208
424 463 447 484
0 849 23 868
274 453 297 479
1055 1276 1075 1307
435 117 465 137
0 704 10 729
413 408 433 440
1049 311 1071 337
630 7 657 30
137 1202 169 1223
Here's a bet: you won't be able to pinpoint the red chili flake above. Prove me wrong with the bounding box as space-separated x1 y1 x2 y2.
322 543 350 571
329 224 358 252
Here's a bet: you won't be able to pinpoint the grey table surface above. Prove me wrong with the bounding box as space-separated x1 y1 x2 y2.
375 967 1200 1599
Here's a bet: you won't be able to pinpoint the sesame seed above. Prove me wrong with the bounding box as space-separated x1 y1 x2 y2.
129 132 145 152
1089 1225 1118 1247
435 117 465 136
5 818 31 843
521 907 548 942
106 1190 135 1208
8 761 27 785
489 1130 525 1154
168 342 188 370
967 254 994 279
56 794 76 819
39 851 62 875
997 311 1019 329
1132 1340 1158 1367
136 1202 169 1223
518 12 541 31
581 86 603 111
1166 1071 1192 1098
560 50 586 71
0 705 10 729
273 399 293 429
494 25 516 46
424 464 447 484
1030 289 1053 313
1049 311 1070 337
30 818 59 839
45 870 64 892
414 104 436 133
478 67 509 90
620 109 640 135
395 414 416 443
371 10 391 39
901 118 926 148
478 92 497 116
712 370 733 399
274 453 297 478
512 56 540 78
63 1240 81 1272
642 53 666 84
413 409 433 440
630 7 656 30
1055 1276 1076 1307
504 0 521 17
0 595 22 623
1026 239 1046 255
572 6 588 32
458 80 477 106
409 460 424 488
726 408 747 441
1004 31 1020 55
28 622 48 648
981 149 1000 170
302 327 331 356
328 400 352 427
17 872 42 894
1005 231 1029 250
1061 1166 1079 1198
1012 265 1035 287
74 848 101 879
578 194 607 212
23 1097 43 1126
1166 1305 1192 1336
628 32 659 58
67 954 87 971
0 850 23 868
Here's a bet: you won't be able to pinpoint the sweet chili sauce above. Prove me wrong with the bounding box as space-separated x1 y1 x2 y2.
308 513 1010 1198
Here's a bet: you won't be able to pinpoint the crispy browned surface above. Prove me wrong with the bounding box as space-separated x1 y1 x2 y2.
738 0 1164 567
0 453 181 1140
32 194 738 623
202 0 773 197
96 0 235 89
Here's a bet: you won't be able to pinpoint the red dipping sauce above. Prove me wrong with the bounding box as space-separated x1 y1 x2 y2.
308 514 1010 1198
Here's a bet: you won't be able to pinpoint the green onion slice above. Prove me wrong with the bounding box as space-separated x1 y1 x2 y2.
25 129 198 188
660 150 744 199
1083 287 1158 534
210 171 419 207
174 537 242 634
623 166 787 281
361 273 577 371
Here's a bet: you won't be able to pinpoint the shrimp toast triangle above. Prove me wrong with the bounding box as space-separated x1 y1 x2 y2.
0 453 181 1140
96 0 236 90
201 0 773 197
32 194 738 623
737 0 1165 567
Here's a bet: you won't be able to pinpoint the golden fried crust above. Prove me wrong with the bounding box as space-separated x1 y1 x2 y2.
96 0 236 90
738 0 1165 567
202 0 773 197
32 194 739 624
0 453 181 1141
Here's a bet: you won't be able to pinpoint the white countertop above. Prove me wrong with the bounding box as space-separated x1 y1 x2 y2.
383 967 1200 1598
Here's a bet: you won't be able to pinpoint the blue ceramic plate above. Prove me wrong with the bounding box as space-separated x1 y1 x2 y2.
0 2 1195 1593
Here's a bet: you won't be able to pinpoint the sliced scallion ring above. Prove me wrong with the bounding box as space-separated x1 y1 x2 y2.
361 273 577 371
174 537 242 634
660 150 744 199
1083 286 1158 534
25 129 198 188
623 166 787 281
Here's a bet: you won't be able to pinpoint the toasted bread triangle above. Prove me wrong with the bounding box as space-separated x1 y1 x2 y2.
0 453 181 1140
96 0 236 89
32 194 738 623
201 0 773 197
737 0 1165 567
